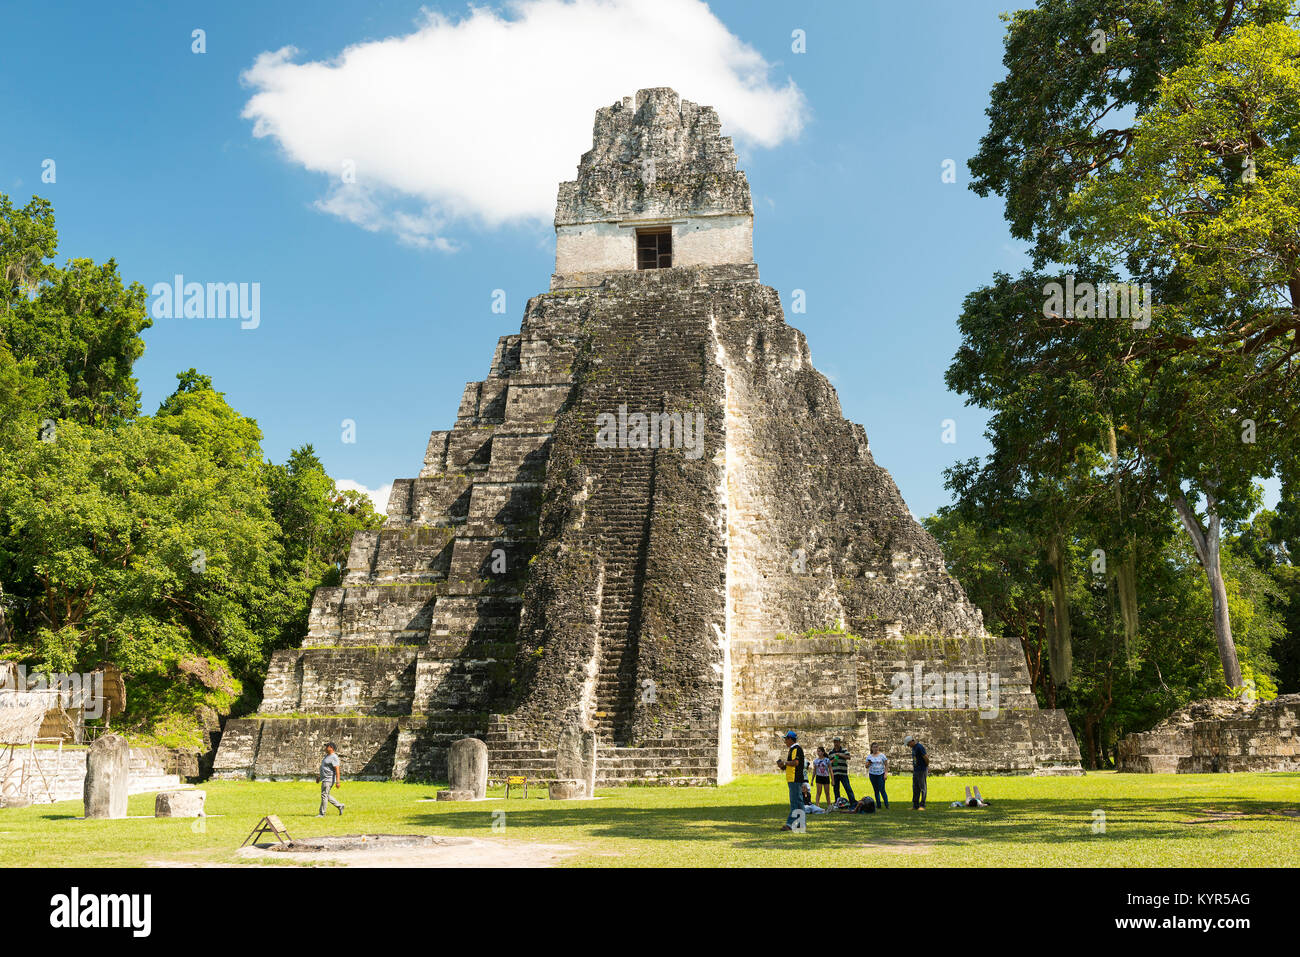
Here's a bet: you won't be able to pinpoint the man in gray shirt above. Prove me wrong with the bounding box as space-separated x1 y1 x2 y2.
317 742 345 817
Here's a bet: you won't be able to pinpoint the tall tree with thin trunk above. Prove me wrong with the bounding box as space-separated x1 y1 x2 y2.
961 4 1300 688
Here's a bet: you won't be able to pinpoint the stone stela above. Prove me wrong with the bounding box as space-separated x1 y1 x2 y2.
213 88 1081 787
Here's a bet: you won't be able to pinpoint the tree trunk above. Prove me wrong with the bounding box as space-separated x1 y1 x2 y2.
1046 534 1073 685
1039 597 1057 707
1082 714 1097 770
1173 492 1243 688
1115 552 1139 667
1106 424 1140 665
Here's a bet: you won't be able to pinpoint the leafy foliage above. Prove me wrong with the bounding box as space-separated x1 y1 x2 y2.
0 193 383 746
944 4 1300 762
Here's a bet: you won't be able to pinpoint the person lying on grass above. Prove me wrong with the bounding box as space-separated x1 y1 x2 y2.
835 795 876 814
949 785 990 808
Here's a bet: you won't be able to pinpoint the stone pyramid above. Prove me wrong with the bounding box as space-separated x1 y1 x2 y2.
214 89 1080 785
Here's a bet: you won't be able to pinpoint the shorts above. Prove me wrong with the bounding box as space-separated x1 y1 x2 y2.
815 775 830 784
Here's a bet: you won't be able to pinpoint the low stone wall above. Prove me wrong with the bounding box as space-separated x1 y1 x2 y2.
1182 696 1299 772
0 746 182 805
213 716 401 780
211 714 491 782
1117 695 1300 773
729 636 1080 775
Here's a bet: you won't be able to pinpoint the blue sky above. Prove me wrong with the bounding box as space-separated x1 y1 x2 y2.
0 0 1035 518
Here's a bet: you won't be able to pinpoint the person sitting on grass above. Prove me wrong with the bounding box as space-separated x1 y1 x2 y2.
949 785 990 808
801 782 828 814
812 747 832 807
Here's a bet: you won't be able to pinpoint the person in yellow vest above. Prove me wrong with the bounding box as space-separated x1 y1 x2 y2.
776 731 806 831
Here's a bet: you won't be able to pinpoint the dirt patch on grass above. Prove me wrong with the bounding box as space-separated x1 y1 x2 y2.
856 839 937 855
1182 807 1300 824
233 833 577 868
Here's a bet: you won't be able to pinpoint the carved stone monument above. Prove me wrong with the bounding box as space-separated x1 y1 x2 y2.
83 733 130 819
436 736 488 800
556 726 596 798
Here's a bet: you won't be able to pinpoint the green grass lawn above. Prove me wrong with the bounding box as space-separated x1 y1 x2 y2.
1 772 1296 867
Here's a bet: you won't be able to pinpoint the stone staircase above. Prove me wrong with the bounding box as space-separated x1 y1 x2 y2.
589 452 655 743
480 717 717 786
215 325 594 782
598 743 718 786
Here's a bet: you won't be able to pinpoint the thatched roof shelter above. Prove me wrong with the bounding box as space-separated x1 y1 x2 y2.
0 692 55 745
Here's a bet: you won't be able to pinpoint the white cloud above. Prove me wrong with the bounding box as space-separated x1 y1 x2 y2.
240 0 805 248
336 479 393 515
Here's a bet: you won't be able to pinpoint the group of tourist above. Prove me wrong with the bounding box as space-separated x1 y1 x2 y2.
315 734 991 826
776 731 938 830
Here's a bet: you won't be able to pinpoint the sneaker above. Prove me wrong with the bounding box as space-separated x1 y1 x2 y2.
316 813 326 817
780 824 793 831
338 804 345 816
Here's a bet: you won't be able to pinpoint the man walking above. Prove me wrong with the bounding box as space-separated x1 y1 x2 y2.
828 735 856 805
317 742 345 817
904 734 928 810
776 731 806 832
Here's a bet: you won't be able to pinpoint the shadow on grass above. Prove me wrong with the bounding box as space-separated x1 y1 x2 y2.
404 792 1299 851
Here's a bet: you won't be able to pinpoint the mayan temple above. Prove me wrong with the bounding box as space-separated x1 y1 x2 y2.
214 88 1081 785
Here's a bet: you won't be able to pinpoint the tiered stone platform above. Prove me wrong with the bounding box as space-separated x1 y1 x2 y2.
215 88 1080 785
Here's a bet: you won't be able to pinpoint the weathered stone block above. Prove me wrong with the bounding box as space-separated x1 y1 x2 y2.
548 779 586 800
446 737 488 799
556 726 596 798
435 788 475 802
83 733 130 819
154 789 205 818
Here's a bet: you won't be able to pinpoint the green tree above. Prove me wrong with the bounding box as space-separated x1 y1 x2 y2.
959 7 1300 688
0 193 384 744
264 445 384 648
970 0 1293 266
0 194 150 427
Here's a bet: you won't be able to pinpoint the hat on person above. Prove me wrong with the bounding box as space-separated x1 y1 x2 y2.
903 734 915 745
784 731 797 741
832 736 843 742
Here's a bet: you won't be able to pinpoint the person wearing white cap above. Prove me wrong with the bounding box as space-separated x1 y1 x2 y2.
903 734 928 810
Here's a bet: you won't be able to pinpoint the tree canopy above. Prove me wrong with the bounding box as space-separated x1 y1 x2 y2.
943 1 1300 762
0 193 383 748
